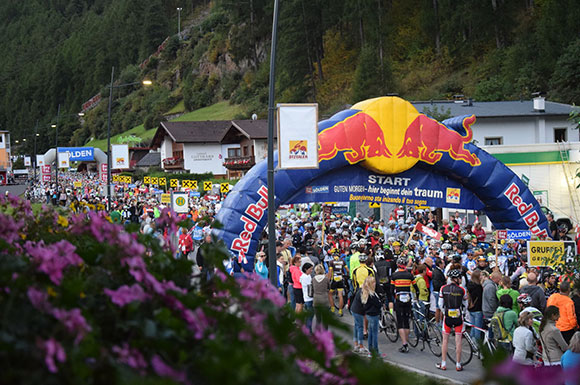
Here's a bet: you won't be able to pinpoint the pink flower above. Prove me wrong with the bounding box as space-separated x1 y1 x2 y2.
112 343 148 371
0 212 24 245
51 308 92 344
38 338 66 373
151 355 189 384
27 287 52 312
182 308 210 339
104 284 150 307
25 240 83 285
312 327 336 367
237 273 286 307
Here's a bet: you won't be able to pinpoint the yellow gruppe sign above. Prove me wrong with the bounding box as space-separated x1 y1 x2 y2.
527 241 576 267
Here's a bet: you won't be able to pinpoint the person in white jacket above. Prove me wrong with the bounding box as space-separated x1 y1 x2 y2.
513 311 537 365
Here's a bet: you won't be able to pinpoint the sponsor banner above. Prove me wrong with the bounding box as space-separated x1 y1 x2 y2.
189 191 201 198
287 164 484 209
111 144 129 169
172 192 189 213
416 222 441 239
160 193 171 204
42 174 51 182
73 181 82 188
42 165 51 174
503 183 548 238
58 151 70 169
81 94 102 113
24 156 31 167
497 230 507 240
58 147 94 162
331 206 348 214
528 240 577 267
506 229 531 240
277 103 319 169
37 155 45 167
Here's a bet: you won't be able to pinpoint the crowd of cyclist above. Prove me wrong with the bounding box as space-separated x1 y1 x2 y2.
271 208 580 377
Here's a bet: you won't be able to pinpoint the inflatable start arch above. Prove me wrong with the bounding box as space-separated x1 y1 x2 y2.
215 97 549 270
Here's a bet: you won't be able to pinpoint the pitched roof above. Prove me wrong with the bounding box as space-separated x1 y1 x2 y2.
231 120 271 139
151 121 231 148
136 152 160 167
411 99 574 119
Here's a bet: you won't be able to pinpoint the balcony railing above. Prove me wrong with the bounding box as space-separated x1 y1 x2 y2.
223 155 255 170
162 157 184 169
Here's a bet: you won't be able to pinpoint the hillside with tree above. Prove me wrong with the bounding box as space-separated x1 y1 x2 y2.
2 0 580 154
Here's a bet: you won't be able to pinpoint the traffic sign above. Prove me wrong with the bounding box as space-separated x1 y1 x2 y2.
159 177 166 186
203 181 212 191
151 177 158 185
112 175 118 183
144 176 151 184
170 179 178 188
220 183 230 193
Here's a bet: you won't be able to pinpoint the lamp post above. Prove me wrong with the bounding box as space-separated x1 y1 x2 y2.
33 120 39 182
177 7 183 38
106 66 152 210
54 104 60 192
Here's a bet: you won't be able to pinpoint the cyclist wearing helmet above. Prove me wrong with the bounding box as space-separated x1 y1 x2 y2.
352 254 375 292
391 256 419 353
437 268 468 371
329 251 347 316
517 293 543 335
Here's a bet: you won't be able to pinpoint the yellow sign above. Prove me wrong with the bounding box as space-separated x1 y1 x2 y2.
203 181 212 191
151 177 158 185
183 180 198 189
528 241 566 267
191 180 198 189
369 202 381 208
170 179 178 188
220 183 230 193
159 177 166 186
73 181 82 188
112 175 118 183
160 193 171 204
144 176 151 184
124 176 132 184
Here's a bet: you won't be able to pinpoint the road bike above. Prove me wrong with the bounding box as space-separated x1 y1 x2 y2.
379 304 398 342
446 321 496 366
408 301 442 357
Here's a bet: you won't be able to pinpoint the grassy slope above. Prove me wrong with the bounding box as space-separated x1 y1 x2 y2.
86 101 244 151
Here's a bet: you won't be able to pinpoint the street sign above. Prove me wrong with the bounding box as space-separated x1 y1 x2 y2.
172 192 189 213
527 240 577 267
73 181 82 188
170 179 178 188
203 181 212 191
220 183 230 193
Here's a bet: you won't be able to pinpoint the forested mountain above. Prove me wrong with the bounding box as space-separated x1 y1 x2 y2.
2 0 580 154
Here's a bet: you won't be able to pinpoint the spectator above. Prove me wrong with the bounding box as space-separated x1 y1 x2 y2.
467 269 484 342
300 262 314 332
432 257 446 325
520 272 547 312
496 276 520 313
493 294 518 351
512 311 537 365
289 256 304 312
362 276 383 357
483 271 501 321
312 264 330 329
540 306 568 366
254 252 268 280
546 280 579 344
562 332 580 385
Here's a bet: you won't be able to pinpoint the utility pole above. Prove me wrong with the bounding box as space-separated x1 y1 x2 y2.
177 7 183 39
106 66 115 211
54 104 60 192
33 120 38 182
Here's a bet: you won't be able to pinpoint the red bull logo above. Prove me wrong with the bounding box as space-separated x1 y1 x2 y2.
318 112 392 164
317 97 480 174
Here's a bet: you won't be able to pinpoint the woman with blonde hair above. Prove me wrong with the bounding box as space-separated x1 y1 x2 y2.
512 311 537 365
562 332 580 385
362 275 384 357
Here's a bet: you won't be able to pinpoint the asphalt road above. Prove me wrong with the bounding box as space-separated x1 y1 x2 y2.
0 184 27 197
335 312 484 385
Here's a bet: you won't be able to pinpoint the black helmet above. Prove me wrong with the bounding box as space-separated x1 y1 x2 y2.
396 256 407 267
448 269 462 279
358 253 368 263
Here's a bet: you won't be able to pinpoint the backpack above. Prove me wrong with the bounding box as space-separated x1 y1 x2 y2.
490 310 512 344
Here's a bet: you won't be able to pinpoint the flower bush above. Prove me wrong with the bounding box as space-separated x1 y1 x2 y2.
0 195 436 385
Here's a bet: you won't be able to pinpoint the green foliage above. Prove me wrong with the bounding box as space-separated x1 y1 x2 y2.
550 39 580 104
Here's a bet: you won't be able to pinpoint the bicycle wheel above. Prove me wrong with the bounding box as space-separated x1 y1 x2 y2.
408 320 419 347
447 332 473 367
426 323 442 357
384 311 399 343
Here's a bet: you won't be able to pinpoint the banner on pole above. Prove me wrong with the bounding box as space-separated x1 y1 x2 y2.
58 151 70 169
111 144 130 169
277 103 319 169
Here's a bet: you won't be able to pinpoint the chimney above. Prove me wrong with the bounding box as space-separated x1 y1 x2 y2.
532 92 545 112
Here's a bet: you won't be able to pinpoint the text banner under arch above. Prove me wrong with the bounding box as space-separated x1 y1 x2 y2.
286 164 485 210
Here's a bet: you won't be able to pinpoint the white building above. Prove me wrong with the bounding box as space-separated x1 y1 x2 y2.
412 98 579 228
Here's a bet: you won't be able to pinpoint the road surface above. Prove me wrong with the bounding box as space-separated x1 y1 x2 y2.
0 184 27 197
336 312 484 384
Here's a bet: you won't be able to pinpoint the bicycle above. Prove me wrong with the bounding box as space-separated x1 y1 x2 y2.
379 304 398 342
408 301 442 357
446 321 496 366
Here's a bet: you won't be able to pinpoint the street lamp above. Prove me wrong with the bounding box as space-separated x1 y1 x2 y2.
106 66 152 209
177 7 183 39
51 109 83 191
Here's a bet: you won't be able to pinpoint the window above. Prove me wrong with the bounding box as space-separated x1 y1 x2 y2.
555 128 567 142
228 148 241 158
485 137 503 145
172 150 183 159
243 146 248 156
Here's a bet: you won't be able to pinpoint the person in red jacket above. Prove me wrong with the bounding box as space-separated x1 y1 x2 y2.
178 227 193 259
